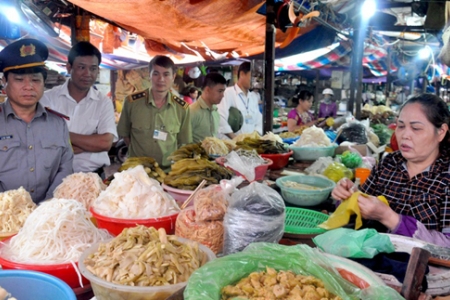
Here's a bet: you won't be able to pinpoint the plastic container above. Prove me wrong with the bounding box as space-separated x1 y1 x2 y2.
215 157 273 181
0 270 76 300
355 168 371 184
161 183 194 207
284 207 329 234
0 249 88 289
78 237 216 300
260 150 293 170
90 207 179 236
289 144 337 161
275 175 335 206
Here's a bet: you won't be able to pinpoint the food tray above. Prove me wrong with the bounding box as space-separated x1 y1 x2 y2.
284 207 329 235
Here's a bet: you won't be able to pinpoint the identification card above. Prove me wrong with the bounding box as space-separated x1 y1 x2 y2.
245 114 253 124
153 130 168 141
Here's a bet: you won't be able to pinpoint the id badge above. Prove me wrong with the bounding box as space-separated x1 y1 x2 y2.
153 130 168 141
245 114 253 124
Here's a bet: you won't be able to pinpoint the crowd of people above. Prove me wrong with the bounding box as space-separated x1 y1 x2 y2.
1 38 450 247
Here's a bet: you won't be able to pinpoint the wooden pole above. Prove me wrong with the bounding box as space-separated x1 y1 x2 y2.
263 0 276 134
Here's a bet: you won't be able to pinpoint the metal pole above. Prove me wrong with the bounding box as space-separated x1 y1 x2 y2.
385 46 392 97
263 0 276 134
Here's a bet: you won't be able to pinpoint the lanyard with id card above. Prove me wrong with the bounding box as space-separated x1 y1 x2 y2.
153 125 168 141
236 87 253 124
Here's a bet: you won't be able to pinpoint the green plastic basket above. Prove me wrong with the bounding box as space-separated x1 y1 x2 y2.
284 207 329 235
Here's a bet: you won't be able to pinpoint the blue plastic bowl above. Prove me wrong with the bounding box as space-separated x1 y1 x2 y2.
276 175 335 206
0 270 76 300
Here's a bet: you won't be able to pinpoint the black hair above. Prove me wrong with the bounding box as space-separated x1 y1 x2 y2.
173 75 185 92
292 90 313 106
4 67 48 82
202 73 226 89
68 41 101 66
237 61 251 79
401 94 450 151
182 85 199 96
149 55 176 74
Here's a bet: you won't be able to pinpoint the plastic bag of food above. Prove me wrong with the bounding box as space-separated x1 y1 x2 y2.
340 150 363 169
223 182 285 255
337 122 368 144
323 162 353 183
305 156 334 175
313 228 395 259
193 184 229 222
175 208 224 254
224 150 265 182
184 243 403 300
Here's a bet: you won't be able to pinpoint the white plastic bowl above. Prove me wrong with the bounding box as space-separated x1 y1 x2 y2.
79 237 215 300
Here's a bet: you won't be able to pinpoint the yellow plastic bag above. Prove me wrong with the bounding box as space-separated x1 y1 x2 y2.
319 192 389 230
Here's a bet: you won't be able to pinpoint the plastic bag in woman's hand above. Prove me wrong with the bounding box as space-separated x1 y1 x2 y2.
223 182 285 255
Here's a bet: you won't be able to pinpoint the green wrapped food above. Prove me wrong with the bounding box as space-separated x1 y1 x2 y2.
323 162 353 183
341 151 363 169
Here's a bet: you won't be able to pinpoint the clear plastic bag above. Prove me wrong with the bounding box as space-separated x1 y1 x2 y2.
193 184 229 222
184 243 404 300
224 150 265 182
223 182 285 255
305 156 335 175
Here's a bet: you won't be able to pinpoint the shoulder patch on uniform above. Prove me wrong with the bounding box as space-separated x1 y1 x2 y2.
172 95 189 110
45 107 70 120
127 90 148 103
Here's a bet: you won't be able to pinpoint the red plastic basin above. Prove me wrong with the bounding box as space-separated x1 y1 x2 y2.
90 207 179 236
215 157 273 181
0 239 88 289
260 150 293 170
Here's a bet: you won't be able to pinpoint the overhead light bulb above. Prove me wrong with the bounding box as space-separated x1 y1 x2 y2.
362 0 376 19
419 47 431 59
4 6 20 24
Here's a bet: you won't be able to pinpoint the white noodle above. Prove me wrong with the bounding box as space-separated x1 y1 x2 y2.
0 199 111 264
53 172 106 210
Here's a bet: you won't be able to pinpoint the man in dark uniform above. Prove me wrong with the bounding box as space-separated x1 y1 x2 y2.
117 55 192 169
0 39 73 203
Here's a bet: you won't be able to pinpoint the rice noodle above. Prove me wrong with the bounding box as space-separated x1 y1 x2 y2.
0 199 111 264
0 187 36 234
53 172 106 210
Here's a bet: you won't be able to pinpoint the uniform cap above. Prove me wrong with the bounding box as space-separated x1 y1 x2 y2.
228 106 243 133
0 39 48 73
322 88 334 95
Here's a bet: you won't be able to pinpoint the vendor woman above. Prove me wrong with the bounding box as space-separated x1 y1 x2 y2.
287 90 318 132
332 94 450 247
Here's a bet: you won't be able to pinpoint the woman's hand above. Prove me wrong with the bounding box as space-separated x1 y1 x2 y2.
331 178 354 201
358 194 400 230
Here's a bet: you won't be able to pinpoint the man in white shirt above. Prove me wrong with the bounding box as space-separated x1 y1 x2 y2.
40 42 117 177
217 61 263 139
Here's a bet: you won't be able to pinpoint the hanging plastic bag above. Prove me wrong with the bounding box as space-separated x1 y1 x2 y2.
313 228 395 259
223 182 285 255
184 242 403 300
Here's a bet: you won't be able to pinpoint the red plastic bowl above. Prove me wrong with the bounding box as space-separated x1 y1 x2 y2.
215 157 273 181
260 150 293 170
0 239 88 289
90 207 179 236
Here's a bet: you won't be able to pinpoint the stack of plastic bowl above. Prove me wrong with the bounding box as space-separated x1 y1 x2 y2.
78 237 216 300
289 144 338 161
90 207 179 236
260 150 293 170
0 270 76 300
275 175 335 206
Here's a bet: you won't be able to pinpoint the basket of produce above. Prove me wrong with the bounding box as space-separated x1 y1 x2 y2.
79 226 216 300
276 175 335 206
284 207 329 235
260 150 293 170
0 270 76 300
0 199 111 289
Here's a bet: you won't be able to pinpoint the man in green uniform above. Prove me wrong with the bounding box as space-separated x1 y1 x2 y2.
190 73 226 143
117 56 192 168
